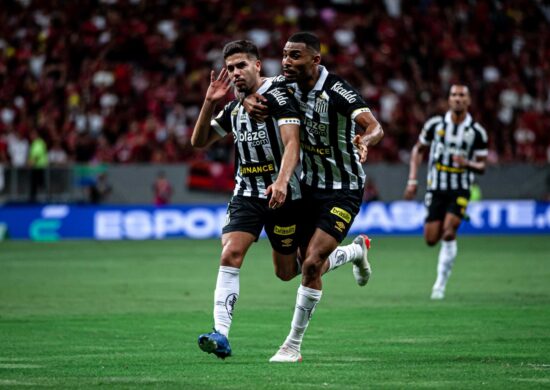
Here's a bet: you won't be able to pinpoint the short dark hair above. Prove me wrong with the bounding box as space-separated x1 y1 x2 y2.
287 32 321 53
222 40 260 60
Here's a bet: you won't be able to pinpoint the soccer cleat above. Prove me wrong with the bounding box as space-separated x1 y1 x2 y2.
269 344 302 363
352 234 372 286
198 330 232 359
431 287 445 300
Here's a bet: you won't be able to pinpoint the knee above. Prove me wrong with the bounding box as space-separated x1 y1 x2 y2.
425 238 439 247
442 231 456 242
274 268 295 282
220 246 244 268
302 258 323 279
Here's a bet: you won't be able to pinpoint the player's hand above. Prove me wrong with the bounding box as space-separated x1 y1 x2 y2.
265 181 287 209
452 155 468 168
243 93 269 122
404 184 417 200
205 69 231 103
352 134 369 163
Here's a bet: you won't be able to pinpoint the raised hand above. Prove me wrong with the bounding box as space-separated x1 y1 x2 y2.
205 69 231 104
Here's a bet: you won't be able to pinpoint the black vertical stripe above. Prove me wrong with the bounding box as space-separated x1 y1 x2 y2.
327 102 344 189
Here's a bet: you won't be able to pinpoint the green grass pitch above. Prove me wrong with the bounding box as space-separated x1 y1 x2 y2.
0 236 549 388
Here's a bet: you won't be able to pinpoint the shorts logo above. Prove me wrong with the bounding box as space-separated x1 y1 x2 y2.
457 197 469 207
330 207 351 223
335 221 346 232
274 225 296 236
281 238 293 247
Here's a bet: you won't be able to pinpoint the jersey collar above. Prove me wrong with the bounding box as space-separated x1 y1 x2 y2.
445 111 472 126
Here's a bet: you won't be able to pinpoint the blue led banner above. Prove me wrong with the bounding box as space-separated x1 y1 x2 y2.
1 201 549 241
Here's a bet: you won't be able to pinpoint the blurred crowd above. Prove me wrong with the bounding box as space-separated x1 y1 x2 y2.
1 0 549 169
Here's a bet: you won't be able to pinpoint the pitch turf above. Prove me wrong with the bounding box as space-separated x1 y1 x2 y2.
0 236 549 389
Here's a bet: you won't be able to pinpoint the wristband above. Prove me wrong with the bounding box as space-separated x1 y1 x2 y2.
407 179 418 186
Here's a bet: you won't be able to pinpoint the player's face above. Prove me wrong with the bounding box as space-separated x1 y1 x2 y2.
448 85 471 113
225 53 261 93
282 42 320 83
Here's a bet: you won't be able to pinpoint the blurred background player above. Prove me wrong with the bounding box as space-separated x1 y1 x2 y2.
246 32 384 362
152 170 173 206
404 85 488 300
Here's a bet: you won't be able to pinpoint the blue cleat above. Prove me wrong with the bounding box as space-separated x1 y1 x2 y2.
198 331 232 359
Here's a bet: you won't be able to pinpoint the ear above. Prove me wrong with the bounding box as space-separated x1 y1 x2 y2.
255 60 261 72
313 54 321 65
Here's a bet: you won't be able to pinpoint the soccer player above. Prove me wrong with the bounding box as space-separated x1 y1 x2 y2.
404 85 488 300
245 32 384 362
192 40 302 359
193 40 372 360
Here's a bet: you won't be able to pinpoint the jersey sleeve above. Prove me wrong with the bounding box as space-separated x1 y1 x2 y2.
472 123 489 157
264 86 301 127
418 116 440 145
328 77 371 120
210 101 237 137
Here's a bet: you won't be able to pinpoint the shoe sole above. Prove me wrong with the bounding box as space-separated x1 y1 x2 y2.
198 335 218 354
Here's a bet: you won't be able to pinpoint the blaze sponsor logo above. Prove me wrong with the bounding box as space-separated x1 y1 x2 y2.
236 129 268 145
274 225 296 236
304 117 328 136
330 207 351 223
331 81 357 103
240 162 276 176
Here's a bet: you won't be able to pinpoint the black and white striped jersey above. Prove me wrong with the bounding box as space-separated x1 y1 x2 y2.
211 78 302 200
283 66 370 190
419 111 488 191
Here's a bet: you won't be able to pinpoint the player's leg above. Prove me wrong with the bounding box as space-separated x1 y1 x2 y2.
271 188 362 362
431 192 468 299
270 228 336 363
198 196 263 358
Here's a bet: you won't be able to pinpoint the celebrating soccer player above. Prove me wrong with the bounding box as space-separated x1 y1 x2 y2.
244 32 384 362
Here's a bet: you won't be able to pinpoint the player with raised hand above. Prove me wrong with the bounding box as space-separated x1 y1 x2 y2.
192 40 302 359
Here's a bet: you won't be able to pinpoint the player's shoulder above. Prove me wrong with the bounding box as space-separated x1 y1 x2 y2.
263 84 292 107
325 73 362 103
216 100 239 118
423 115 444 128
471 121 488 141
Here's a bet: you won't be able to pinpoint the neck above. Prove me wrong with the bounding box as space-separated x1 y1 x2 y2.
451 110 467 124
298 66 320 93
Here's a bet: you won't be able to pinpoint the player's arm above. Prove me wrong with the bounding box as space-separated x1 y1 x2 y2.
404 141 428 200
452 154 487 174
191 69 231 148
352 111 384 163
266 121 300 209
453 124 488 174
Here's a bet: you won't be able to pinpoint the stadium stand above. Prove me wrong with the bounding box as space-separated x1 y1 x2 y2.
0 0 549 172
